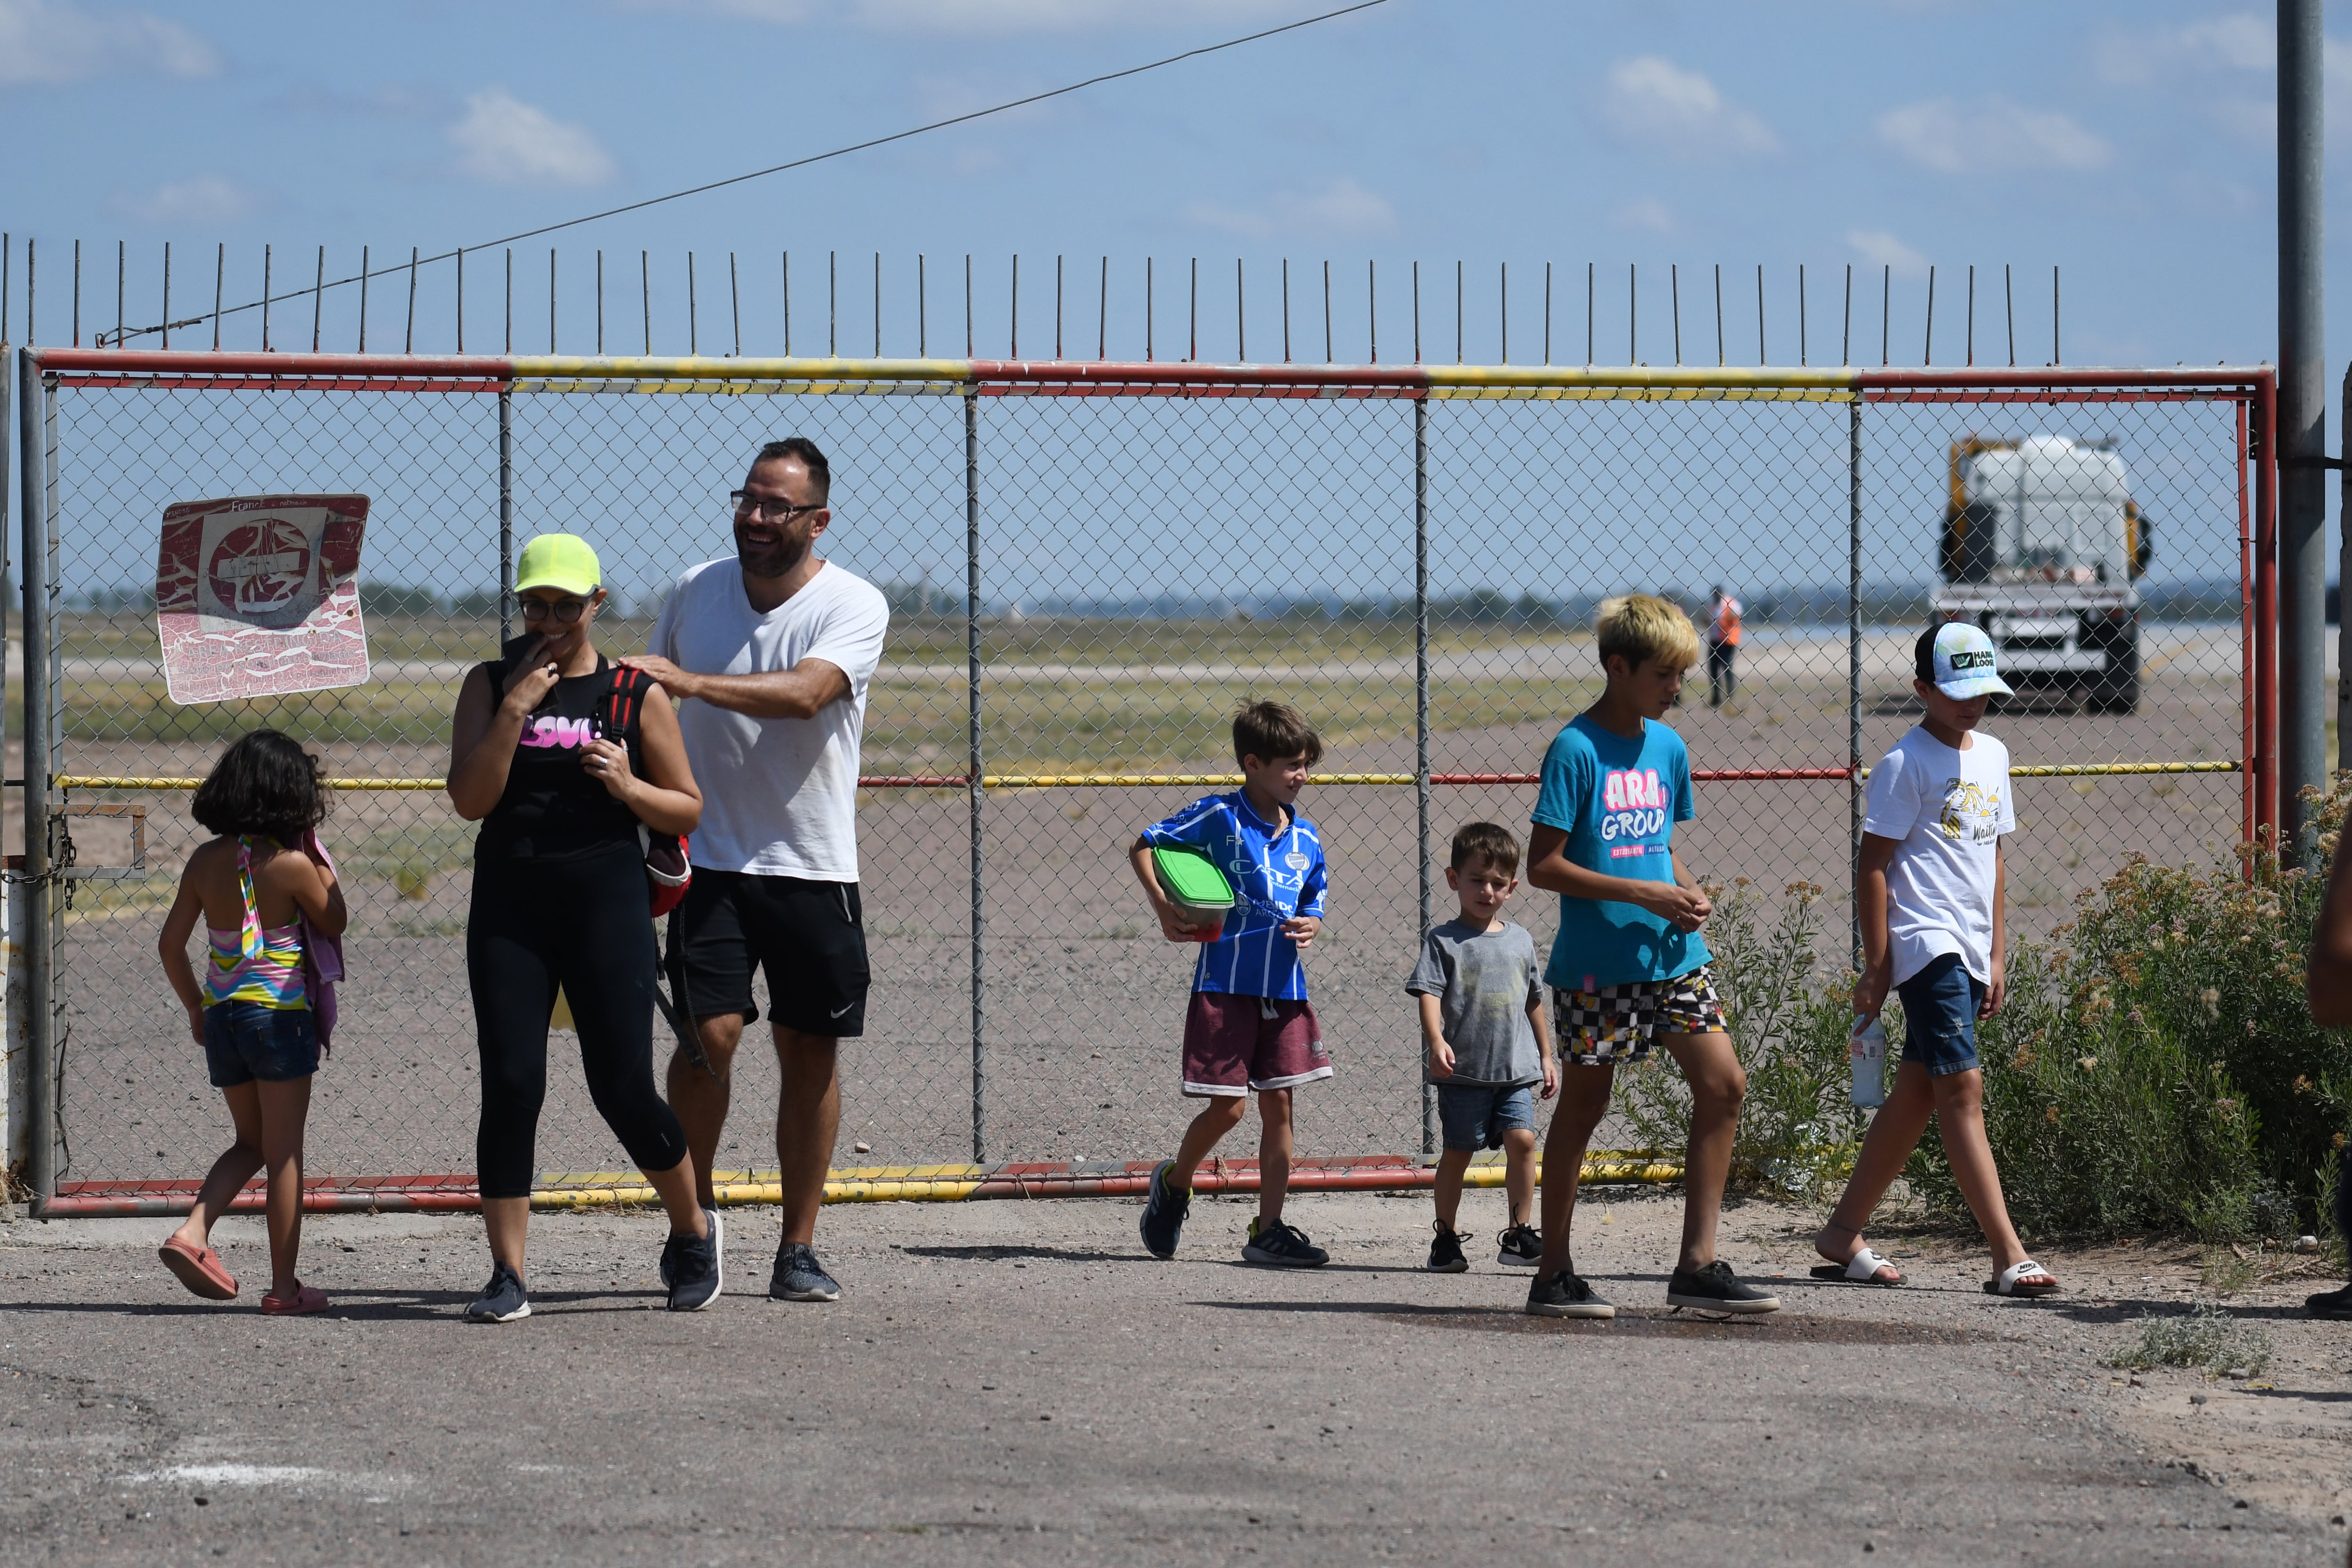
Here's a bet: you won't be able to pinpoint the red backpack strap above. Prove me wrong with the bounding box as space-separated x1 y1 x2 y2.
600 661 652 741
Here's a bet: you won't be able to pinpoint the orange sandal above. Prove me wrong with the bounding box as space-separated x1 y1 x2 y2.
260 1284 329 1315
158 1238 238 1301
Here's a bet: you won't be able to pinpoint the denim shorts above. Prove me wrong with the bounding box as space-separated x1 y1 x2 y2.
1895 953 1985 1078
203 1000 319 1089
1434 1081 1536 1152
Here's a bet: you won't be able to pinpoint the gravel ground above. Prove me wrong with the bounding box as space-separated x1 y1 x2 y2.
3 1188 2347 1566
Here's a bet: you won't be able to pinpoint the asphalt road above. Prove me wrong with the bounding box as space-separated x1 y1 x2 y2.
2 1191 2343 1567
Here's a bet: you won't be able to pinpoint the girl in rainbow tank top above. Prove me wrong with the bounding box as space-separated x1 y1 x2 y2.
157 731 347 1315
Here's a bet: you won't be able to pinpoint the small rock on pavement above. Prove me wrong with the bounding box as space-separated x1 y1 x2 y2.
2190 1393 2209 1406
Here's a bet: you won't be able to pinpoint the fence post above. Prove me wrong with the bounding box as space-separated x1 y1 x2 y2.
498 392 514 643
17 349 51 1203
0 343 11 1191
965 389 985 1164
1848 398 1863 973
1414 396 1433 1158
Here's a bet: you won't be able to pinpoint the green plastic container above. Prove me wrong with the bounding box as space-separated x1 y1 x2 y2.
1152 844 1235 942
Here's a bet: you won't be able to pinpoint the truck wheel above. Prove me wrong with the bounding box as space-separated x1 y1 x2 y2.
2085 615 2140 715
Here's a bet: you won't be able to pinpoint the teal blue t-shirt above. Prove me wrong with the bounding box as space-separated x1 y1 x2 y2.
1531 714 1711 993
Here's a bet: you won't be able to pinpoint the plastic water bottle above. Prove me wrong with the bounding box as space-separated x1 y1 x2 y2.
1849 1015 1888 1108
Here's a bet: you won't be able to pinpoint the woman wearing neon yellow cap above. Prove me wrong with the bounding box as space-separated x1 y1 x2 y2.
447 533 721 1320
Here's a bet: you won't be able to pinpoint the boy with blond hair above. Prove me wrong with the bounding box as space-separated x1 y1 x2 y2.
1523 594 1778 1318
1411 821 1557 1272
1131 700 1333 1267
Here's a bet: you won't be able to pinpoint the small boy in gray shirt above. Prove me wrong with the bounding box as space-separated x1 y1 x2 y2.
1408 822 1557 1272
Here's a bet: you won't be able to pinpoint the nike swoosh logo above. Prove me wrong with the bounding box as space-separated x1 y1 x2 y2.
830 1003 856 1019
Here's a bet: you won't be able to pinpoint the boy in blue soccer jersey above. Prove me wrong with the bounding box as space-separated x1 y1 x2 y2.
1129 701 1332 1267
1522 595 1779 1319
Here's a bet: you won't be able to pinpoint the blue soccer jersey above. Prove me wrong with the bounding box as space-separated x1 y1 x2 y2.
1140 790 1327 1000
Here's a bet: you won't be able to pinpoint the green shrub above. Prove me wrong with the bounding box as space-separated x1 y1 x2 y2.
2103 1303 2273 1377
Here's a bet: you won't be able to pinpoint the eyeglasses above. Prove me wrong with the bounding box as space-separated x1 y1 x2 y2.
730 490 823 523
519 598 591 623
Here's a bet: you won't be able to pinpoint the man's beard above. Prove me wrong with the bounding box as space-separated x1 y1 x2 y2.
736 519 810 577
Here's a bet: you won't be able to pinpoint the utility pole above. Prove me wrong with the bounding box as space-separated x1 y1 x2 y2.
2280 0 2327 857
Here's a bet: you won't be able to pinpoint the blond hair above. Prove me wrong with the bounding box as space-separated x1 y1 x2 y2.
1596 593 1700 673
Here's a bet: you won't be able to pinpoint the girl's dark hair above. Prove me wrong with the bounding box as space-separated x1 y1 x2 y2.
190 730 329 845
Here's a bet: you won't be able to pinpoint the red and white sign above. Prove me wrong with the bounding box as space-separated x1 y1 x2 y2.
155 495 370 704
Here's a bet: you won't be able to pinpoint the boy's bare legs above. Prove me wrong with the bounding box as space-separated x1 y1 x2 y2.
1501 1126 1539 1227
1432 1146 1473 1232
170 1081 269 1256
1255 1088 1294 1225
1534 1064 1614 1276
1818 1059 1935 1276
1660 1030 1745 1272
1818 1063 2046 1283
1168 1093 1249 1193
1925 1069 2039 1276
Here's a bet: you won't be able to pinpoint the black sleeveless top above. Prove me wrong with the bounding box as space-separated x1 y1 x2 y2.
472 648 650 862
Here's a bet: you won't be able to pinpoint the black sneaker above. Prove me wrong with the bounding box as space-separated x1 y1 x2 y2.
664 1217 723 1312
1240 1218 1329 1267
1526 1268 1614 1319
1666 1259 1781 1314
770 1241 841 1303
660 1206 721 1290
464 1262 531 1323
1426 1223 1470 1273
1138 1160 1191 1260
2308 1283 2352 1320
1496 1223 1543 1268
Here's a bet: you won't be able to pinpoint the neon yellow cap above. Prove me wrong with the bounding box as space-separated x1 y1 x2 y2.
514 534 601 596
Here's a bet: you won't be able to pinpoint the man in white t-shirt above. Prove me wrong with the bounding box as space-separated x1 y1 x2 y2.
1808 621 2061 1300
628 437 889 1305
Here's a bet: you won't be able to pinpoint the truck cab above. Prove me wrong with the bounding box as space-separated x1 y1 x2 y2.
1934 435 2150 714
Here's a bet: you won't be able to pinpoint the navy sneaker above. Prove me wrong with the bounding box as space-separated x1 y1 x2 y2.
464 1262 531 1323
1241 1218 1329 1267
1138 1160 1191 1260
1666 1259 1781 1314
770 1241 841 1303
660 1206 721 1290
1426 1223 1470 1273
1497 1223 1543 1268
664 1218 723 1312
1526 1268 1614 1320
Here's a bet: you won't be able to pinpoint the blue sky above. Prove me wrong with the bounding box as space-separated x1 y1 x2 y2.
3 0 2346 603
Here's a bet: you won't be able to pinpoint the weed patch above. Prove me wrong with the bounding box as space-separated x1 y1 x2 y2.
2103 1303 2273 1377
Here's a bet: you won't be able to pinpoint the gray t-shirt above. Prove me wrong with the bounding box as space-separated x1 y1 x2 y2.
1406 919 1545 1086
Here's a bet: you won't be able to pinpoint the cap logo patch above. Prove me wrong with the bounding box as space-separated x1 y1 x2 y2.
1947 650 1995 671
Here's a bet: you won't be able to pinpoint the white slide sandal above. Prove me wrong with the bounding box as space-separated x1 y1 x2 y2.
1810 1247 1901 1286
1984 1258 2060 1298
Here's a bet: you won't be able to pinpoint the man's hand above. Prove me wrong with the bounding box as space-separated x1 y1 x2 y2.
1539 1055 1559 1099
1281 914 1321 951
1638 881 1711 932
619 653 699 701
1426 1037 1455 1079
1981 955 2006 1019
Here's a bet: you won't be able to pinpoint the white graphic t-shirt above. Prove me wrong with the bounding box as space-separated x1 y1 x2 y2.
1862 725 2014 986
649 558 890 881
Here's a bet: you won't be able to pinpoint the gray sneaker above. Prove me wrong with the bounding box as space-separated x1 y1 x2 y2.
770 1241 841 1302
1240 1218 1329 1267
464 1262 531 1323
660 1206 721 1290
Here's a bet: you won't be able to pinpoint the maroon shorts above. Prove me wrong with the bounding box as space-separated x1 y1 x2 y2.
1181 993 1332 1098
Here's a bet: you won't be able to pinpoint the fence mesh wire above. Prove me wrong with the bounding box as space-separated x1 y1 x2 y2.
27 363 2257 1196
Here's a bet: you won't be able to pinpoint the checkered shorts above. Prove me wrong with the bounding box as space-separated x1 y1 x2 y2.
1553 965 1728 1066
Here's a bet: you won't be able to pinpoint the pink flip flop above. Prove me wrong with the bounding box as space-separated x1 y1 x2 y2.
259 1284 329 1316
158 1238 238 1301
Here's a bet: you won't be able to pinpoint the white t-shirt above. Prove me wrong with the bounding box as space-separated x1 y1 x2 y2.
1862 726 2014 987
649 557 890 882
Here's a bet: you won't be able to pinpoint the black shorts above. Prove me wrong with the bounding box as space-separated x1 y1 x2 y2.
674 869 869 1037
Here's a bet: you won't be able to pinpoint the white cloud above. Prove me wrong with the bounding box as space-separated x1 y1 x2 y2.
1611 197 1675 235
2093 14 2271 84
1597 56 1779 159
447 90 617 188
1846 229 1929 278
0 0 217 85
1875 96 2110 174
111 174 261 226
620 0 1301 30
1186 176 1396 239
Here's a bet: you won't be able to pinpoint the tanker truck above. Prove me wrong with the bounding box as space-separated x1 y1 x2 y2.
1934 434 2152 714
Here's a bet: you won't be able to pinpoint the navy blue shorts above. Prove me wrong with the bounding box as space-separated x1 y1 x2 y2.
1434 1081 1536 1152
1896 954 1985 1078
203 1000 319 1089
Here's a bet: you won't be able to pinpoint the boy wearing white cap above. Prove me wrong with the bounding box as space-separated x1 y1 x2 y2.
1812 621 2059 1299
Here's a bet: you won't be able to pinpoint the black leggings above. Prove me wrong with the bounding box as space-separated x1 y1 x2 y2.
467 847 688 1201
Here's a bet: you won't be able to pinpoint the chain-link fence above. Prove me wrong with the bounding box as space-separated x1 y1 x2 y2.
9 350 2274 1211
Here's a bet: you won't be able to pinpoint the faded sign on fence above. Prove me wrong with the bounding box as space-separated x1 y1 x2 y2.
156 495 371 704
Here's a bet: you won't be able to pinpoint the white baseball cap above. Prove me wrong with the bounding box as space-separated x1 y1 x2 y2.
1916 621 2013 700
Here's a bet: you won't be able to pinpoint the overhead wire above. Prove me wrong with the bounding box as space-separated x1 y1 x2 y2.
100 0 1391 349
